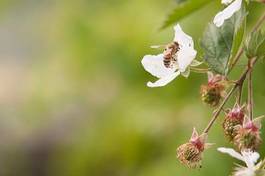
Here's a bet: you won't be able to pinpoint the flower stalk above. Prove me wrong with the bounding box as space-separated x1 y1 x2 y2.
247 58 255 120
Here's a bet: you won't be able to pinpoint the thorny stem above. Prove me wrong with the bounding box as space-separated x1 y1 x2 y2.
203 58 258 134
228 11 265 74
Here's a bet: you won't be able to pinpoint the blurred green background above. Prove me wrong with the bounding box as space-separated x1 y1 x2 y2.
0 0 264 176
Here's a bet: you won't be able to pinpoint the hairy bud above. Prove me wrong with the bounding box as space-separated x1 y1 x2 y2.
234 116 263 151
201 72 226 107
223 104 245 141
176 128 209 168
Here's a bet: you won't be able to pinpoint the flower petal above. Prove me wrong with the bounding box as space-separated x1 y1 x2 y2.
190 127 199 141
241 150 260 168
217 147 244 161
234 166 255 176
174 24 194 49
141 54 177 78
213 0 242 27
177 47 197 72
147 71 180 88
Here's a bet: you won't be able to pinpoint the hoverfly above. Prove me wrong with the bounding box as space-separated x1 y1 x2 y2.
151 41 180 68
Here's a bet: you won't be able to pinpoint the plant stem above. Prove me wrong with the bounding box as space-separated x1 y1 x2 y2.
247 58 254 120
190 67 209 73
237 83 243 105
252 11 265 32
228 11 265 74
203 58 258 134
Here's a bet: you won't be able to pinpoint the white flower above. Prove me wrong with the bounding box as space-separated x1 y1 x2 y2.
214 0 242 27
218 147 264 176
141 24 198 88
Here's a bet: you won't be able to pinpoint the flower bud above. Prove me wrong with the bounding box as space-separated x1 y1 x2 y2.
176 128 209 168
201 72 226 107
234 116 263 151
222 104 245 141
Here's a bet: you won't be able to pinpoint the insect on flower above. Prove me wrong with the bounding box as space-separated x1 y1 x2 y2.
141 24 199 88
162 42 180 68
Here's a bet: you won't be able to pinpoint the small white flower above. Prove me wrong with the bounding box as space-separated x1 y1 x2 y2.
214 0 242 27
218 147 263 176
141 24 198 88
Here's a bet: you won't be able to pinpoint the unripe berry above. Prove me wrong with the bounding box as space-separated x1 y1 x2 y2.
234 116 262 151
223 104 245 141
176 128 209 168
201 72 226 107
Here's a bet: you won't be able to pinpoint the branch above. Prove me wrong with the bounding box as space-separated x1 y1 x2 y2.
203 58 258 134
228 11 265 74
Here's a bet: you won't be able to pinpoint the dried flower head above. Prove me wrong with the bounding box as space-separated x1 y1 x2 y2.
234 116 263 151
201 72 226 107
176 128 210 168
223 104 246 141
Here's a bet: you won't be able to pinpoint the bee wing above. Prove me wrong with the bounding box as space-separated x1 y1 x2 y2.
141 54 177 78
150 45 164 49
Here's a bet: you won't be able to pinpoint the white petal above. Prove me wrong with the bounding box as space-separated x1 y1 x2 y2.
177 47 197 72
147 71 180 88
222 0 233 5
241 150 260 168
141 54 177 78
217 147 244 161
234 167 255 176
173 24 197 72
173 24 194 48
213 0 242 27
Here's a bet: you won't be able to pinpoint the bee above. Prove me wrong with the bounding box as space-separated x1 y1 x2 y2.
163 42 180 68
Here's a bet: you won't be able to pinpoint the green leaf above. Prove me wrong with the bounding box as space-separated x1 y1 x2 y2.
200 7 247 75
245 29 265 58
161 0 213 29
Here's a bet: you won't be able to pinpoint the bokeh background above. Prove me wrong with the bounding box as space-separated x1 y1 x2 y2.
0 0 264 176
